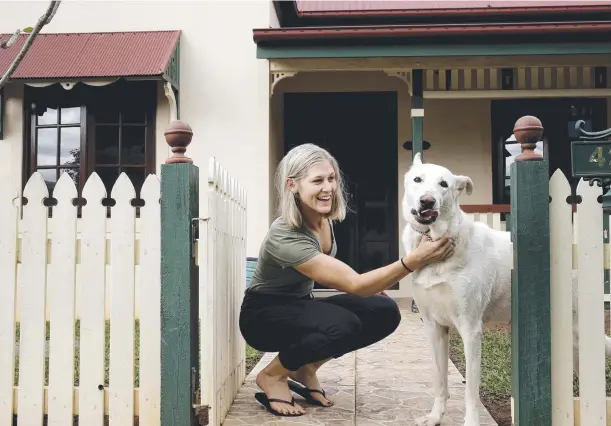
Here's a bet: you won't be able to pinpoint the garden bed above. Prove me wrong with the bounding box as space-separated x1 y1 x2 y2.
448 310 611 426
246 345 263 376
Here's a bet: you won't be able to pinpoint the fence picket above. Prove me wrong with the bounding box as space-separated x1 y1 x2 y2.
492 212 502 231
138 174 161 426
549 170 574 426
108 173 136 426
47 174 78 426
575 178 606 425
219 168 227 421
206 158 219 426
0 179 18 425
17 172 49 426
240 185 247 382
78 173 107 426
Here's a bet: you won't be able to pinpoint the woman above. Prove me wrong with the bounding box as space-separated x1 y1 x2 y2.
239 143 454 417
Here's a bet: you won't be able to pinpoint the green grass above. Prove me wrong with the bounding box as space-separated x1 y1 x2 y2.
449 328 511 400
449 326 611 399
448 325 611 426
246 345 263 376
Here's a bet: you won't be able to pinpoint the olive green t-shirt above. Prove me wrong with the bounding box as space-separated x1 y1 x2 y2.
246 216 337 298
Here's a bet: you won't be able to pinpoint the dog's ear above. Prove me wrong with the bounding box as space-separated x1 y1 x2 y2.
454 175 473 196
413 152 423 166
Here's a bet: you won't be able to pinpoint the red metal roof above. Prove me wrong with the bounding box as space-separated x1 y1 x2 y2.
0 30 180 80
294 1 611 16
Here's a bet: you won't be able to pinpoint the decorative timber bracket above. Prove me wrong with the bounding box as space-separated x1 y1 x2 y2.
571 119 611 211
270 71 298 97
383 70 412 95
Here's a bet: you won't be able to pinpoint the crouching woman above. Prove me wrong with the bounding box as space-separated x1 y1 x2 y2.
239 143 454 417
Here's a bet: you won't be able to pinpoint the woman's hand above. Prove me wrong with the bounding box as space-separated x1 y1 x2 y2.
405 233 455 271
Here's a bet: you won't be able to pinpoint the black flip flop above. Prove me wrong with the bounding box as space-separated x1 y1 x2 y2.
254 392 304 417
287 379 333 407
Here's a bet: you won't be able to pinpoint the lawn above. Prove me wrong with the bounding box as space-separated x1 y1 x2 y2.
246 345 263 376
448 313 611 426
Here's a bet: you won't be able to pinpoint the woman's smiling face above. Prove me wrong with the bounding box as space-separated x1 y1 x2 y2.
293 160 337 216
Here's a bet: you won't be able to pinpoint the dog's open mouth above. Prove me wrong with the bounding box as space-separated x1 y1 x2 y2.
411 208 439 224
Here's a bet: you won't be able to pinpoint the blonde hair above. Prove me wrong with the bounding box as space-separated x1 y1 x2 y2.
275 143 348 229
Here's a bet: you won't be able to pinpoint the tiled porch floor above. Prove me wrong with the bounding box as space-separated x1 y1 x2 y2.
223 298 498 425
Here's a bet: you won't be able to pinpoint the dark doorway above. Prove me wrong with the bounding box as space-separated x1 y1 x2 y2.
283 92 399 291
491 97 608 204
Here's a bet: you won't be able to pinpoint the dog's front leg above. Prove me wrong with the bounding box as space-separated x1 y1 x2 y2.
457 323 483 426
415 317 449 426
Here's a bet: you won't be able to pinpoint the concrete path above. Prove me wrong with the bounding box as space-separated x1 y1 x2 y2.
223 298 497 425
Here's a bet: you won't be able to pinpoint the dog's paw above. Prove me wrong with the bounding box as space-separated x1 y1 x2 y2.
414 414 441 426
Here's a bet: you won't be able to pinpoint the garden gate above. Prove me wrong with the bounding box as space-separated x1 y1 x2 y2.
0 120 246 426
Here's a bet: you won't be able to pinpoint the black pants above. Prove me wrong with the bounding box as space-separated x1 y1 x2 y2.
239 292 401 371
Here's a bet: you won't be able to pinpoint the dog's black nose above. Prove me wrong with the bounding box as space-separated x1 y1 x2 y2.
419 195 436 210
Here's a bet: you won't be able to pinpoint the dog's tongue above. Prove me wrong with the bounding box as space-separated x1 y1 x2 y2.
420 209 439 219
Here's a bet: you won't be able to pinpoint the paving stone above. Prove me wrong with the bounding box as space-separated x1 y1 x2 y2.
221 298 498 426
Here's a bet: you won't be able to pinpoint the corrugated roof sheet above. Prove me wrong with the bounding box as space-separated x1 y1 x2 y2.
0 30 180 79
295 0 611 13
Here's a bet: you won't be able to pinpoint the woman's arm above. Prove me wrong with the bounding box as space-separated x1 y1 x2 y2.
294 234 454 297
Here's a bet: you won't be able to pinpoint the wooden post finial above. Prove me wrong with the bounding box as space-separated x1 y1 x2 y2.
513 115 544 162
164 120 193 164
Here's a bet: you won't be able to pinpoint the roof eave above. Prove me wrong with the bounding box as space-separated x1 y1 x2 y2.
253 21 611 45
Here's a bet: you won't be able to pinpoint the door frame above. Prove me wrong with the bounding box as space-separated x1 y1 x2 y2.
281 90 400 295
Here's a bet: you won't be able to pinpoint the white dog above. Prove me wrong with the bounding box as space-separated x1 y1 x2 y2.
401 153 611 426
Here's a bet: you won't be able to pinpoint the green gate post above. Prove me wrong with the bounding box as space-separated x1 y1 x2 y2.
411 68 424 161
510 115 552 426
410 68 424 314
160 121 200 426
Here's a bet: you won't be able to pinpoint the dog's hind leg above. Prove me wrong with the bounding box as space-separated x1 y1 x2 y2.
415 318 449 426
457 321 483 426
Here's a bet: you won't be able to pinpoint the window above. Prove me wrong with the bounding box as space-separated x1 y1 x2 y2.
24 80 157 198
32 106 83 192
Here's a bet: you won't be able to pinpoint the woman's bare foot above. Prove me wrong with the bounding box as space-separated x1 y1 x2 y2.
289 362 334 407
256 357 306 416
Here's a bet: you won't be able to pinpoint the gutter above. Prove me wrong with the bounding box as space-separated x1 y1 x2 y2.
254 20 611 44
293 2 611 18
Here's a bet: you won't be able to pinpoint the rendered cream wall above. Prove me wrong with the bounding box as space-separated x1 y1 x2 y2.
275 71 493 296
422 98 493 205
0 0 271 256
0 83 24 193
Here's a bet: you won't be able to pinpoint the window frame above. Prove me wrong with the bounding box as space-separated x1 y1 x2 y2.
23 81 157 199
27 105 88 195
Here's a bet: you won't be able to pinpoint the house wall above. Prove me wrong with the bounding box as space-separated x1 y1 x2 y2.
0 83 25 190
0 0 271 256
274 71 492 296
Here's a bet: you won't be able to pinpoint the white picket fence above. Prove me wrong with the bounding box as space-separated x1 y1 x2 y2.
547 169 610 426
199 158 247 426
0 157 247 426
